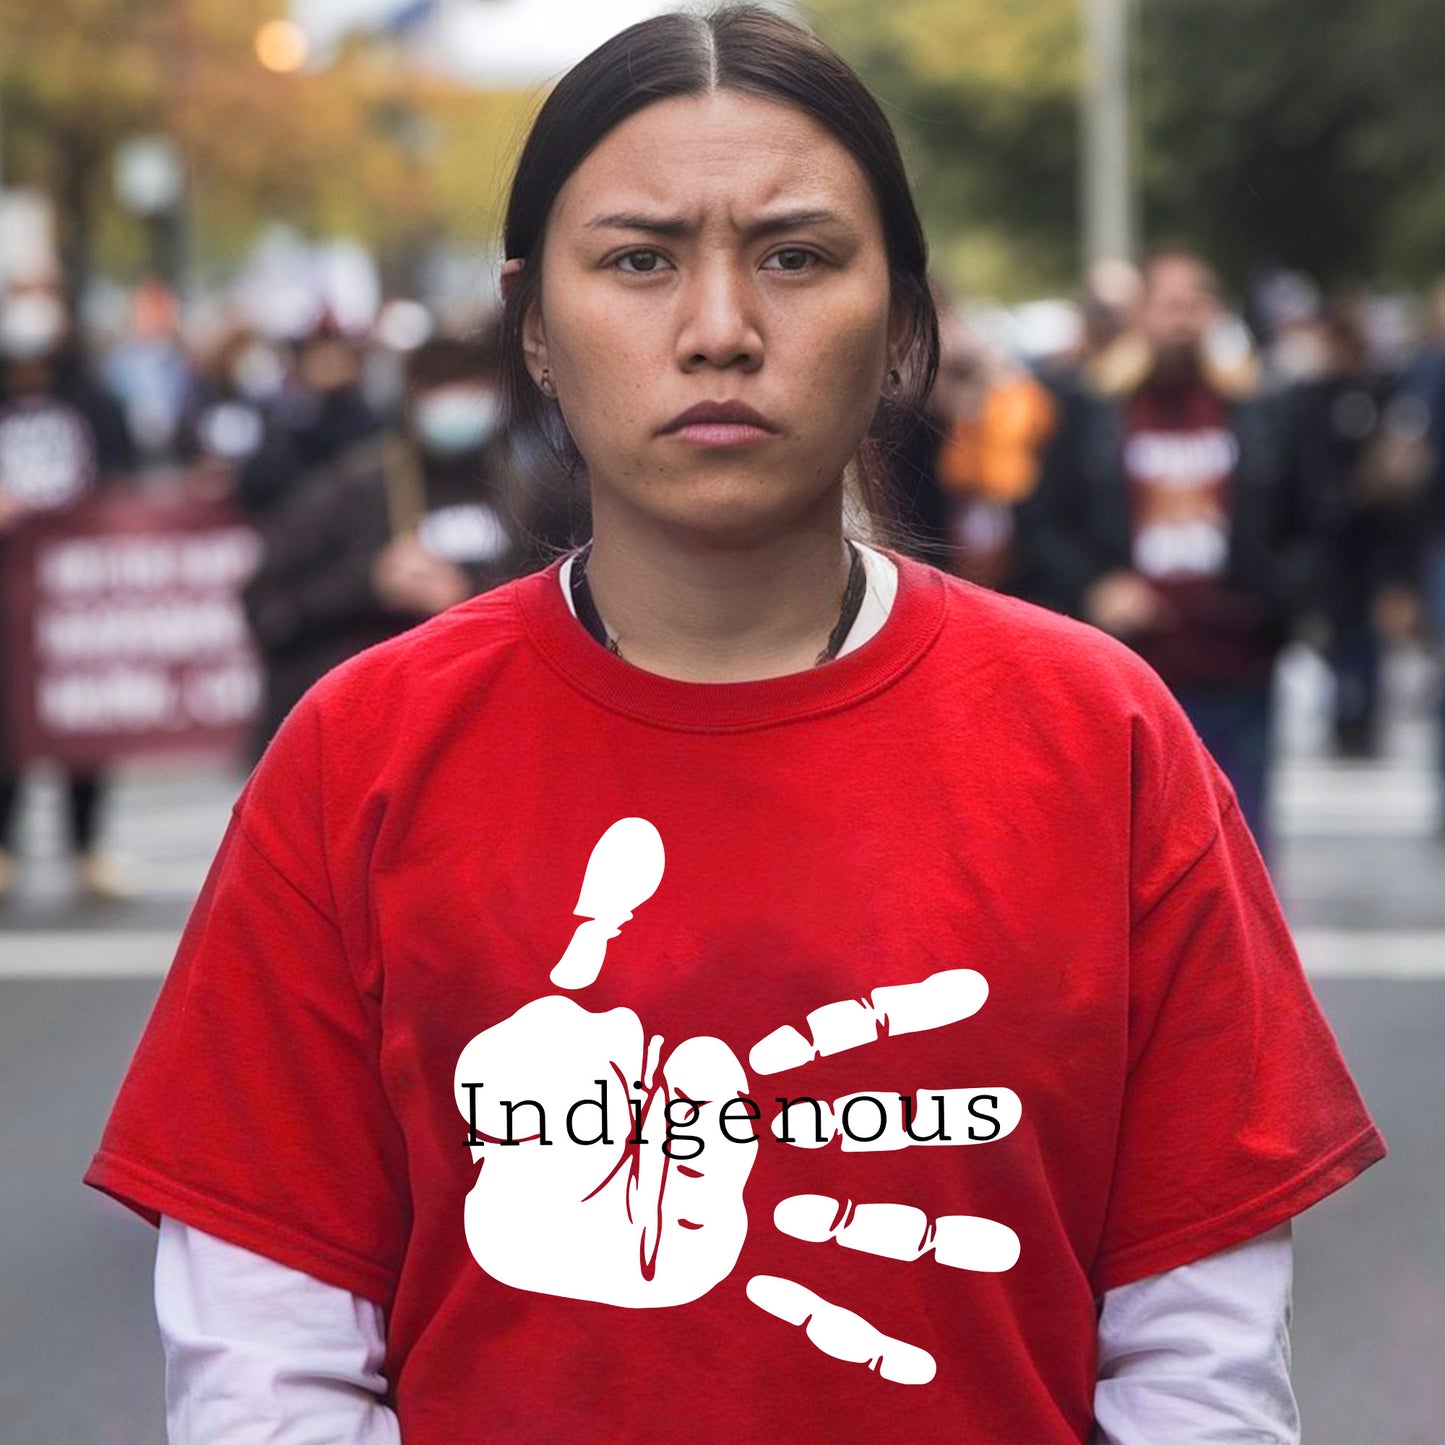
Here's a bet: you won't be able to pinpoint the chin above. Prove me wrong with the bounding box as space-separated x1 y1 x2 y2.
655 505 798 549
618 471 833 547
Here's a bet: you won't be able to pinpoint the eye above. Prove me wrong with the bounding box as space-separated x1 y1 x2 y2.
613 249 671 276
763 247 823 274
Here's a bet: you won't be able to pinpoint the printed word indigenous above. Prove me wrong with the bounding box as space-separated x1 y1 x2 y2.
459 1083 1022 1161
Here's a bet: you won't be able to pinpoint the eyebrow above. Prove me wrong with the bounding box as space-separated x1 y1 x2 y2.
583 208 851 239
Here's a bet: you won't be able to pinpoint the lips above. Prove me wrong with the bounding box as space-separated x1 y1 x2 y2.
660 399 777 434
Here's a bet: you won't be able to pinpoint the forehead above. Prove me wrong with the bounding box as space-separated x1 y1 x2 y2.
550 89 881 235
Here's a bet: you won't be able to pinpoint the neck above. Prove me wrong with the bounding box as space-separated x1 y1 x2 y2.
582 486 855 683
1147 347 1203 390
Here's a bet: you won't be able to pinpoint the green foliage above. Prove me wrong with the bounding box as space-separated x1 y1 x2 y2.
0 0 536 291
811 0 1445 296
804 0 1082 298
1134 0 1445 288
6 0 1444 300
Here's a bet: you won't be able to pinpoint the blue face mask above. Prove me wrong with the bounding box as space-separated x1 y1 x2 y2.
411 386 501 456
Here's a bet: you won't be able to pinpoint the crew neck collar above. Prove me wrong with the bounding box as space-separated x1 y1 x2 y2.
514 544 947 732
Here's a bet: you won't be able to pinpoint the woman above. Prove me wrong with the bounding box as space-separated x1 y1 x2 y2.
84 8 1385 1442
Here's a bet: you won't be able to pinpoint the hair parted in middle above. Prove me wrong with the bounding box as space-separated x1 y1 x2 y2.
496 2 940 551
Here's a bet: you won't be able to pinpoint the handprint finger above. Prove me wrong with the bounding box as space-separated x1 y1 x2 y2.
773 1194 1021 1272
745 1275 936 1385
550 818 665 990
748 968 988 1074
637 1036 756 1280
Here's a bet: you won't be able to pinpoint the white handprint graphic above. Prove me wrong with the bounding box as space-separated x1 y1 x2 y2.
454 817 1020 1382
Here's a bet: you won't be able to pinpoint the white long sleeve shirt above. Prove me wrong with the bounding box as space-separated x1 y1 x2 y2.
155 1215 1298 1443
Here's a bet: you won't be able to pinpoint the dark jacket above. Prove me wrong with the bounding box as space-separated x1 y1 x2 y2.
1014 369 1324 652
241 431 573 754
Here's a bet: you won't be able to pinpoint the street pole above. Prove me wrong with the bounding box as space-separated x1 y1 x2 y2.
1080 0 1134 267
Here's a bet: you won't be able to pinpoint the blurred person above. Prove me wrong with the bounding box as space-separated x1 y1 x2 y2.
285 324 383 464
1016 247 1320 862
1030 259 1144 400
1293 299 1430 758
101 278 194 467
363 298 439 419
0 288 137 902
888 299 1058 586
1248 268 1327 389
84 10 1384 1444
1395 279 1445 830
173 325 290 497
1075 257 1145 375
929 306 1057 590
240 324 568 756
231 323 381 518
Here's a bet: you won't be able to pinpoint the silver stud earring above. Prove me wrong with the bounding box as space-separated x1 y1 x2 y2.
539 367 555 398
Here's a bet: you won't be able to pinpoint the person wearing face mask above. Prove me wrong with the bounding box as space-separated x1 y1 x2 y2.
238 323 568 757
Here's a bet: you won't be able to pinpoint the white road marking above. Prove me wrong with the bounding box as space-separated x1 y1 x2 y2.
1291 929 1445 979
0 930 180 977
1272 761 1440 838
2 929 1440 979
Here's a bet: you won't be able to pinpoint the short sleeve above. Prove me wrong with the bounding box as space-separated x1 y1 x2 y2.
1089 683 1387 1294
82 695 408 1307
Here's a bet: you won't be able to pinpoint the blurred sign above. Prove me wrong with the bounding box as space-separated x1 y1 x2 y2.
0 488 262 767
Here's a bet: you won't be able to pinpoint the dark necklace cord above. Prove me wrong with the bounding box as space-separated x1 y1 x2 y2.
569 539 868 667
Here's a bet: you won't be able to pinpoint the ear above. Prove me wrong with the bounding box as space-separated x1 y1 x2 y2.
885 292 913 381
500 257 550 388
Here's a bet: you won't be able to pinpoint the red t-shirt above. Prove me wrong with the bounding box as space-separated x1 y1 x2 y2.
84 548 1385 1443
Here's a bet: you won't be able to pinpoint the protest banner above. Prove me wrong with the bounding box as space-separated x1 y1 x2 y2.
0 485 262 768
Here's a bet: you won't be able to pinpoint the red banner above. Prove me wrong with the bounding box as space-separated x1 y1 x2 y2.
0 485 262 767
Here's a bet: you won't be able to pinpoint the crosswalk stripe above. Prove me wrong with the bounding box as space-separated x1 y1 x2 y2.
1271 760 1439 838
0 930 180 977
1292 929 1445 979
2 927 1441 980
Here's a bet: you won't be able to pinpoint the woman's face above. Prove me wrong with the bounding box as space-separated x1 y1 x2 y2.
510 89 909 545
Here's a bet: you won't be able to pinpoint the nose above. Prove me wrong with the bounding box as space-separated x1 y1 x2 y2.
675 257 763 373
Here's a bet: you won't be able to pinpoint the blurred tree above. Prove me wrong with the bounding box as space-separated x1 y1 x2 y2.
813 0 1445 295
0 0 535 298
807 0 1082 298
1 0 167 301
6 0 1445 304
1135 0 1445 289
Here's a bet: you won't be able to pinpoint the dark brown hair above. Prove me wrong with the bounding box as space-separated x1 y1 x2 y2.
498 2 939 551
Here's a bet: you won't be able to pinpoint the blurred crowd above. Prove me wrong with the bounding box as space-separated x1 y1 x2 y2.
2 246 1445 898
899 250 1445 864
0 275 577 901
